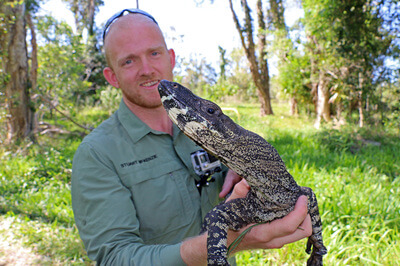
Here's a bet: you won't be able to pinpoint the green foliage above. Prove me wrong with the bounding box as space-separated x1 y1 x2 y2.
98 85 122 115
0 135 91 263
300 0 400 125
203 80 239 102
1 0 400 262
36 15 94 105
1 102 399 264
0 140 77 224
233 104 400 265
175 55 217 96
275 52 313 112
175 48 258 103
0 214 89 264
61 0 104 36
380 80 400 128
25 13 108 141
223 48 258 102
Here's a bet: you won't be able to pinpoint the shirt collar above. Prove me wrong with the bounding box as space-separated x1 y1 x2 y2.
117 100 180 143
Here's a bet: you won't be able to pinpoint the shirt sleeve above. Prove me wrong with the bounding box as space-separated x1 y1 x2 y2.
71 142 186 266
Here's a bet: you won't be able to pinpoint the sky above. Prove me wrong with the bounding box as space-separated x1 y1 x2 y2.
41 0 240 68
40 0 303 71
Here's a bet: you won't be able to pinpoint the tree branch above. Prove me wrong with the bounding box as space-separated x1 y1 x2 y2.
37 94 93 132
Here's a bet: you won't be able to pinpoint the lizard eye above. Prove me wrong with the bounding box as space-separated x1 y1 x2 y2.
207 108 215 114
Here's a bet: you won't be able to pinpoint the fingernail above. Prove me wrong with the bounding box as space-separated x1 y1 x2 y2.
300 195 308 203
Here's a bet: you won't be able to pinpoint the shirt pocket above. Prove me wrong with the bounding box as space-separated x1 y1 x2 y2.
120 161 198 243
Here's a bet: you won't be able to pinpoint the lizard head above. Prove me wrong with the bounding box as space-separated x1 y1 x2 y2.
158 80 279 182
158 80 243 160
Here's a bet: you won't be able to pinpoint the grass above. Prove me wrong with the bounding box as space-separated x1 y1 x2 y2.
1 102 399 265
231 103 400 265
0 119 95 264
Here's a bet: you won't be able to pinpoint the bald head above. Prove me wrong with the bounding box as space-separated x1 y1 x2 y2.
103 14 167 68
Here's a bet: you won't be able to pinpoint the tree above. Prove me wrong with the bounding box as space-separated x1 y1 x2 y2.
178 54 217 97
228 0 273 115
302 0 399 128
35 16 93 104
61 0 103 37
267 0 302 115
0 0 37 143
218 46 228 82
275 51 313 115
227 47 258 102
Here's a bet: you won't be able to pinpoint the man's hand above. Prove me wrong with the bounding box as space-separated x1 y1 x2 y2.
226 179 312 252
181 175 312 266
219 170 243 198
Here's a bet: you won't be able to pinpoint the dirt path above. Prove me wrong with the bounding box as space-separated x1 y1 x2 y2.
0 217 48 266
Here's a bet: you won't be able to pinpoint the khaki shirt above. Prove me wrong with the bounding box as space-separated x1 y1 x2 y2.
71 100 228 265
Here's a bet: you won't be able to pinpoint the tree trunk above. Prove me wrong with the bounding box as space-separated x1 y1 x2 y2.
256 0 272 115
88 0 96 36
26 12 38 95
63 0 97 36
269 0 295 116
26 11 38 139
289 96 298 116
228 0 273 115
1 2 34 143
314 71 331 129
358 72 364 128
268 0 285 31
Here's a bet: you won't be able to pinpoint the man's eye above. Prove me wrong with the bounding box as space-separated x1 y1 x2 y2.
125 59 133 65
152 51 160 56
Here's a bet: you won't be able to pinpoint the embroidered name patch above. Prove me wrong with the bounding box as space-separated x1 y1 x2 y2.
121 154 157 168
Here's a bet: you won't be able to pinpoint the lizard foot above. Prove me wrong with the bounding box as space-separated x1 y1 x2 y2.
306 235 327 266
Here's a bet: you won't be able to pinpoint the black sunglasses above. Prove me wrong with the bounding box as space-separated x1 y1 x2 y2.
102 8 158 42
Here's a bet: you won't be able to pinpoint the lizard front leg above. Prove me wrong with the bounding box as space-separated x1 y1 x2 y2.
202 197 252 266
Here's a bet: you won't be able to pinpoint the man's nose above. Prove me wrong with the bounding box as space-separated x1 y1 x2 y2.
139 58 155 76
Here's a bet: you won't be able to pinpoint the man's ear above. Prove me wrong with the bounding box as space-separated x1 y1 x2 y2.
169 48 176 70
103 67 119 88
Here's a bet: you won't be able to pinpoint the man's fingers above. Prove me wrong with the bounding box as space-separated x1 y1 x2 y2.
225 179 250 202
219 179 235 198
256 195 309 240
219 170 242 198
227 195 312 252
263 214 312 249
276 195 309 235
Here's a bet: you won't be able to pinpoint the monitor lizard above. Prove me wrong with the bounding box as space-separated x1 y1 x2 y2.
158 80 327 266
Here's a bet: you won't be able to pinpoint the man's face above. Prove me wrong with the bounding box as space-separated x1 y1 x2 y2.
103 15 175 110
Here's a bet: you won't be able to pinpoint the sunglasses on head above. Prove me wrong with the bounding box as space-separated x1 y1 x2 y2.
102 8 158 42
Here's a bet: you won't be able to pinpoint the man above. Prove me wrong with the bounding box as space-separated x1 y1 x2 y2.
71 9 312 265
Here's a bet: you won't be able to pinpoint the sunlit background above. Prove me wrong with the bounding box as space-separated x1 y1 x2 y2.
40 0 303 71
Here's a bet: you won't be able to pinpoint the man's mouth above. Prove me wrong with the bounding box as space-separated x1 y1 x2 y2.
141 80 159 88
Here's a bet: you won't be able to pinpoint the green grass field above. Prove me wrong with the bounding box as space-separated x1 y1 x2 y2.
1 102 399 265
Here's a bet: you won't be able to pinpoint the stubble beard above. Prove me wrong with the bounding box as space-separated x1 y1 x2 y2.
123 89 163 110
